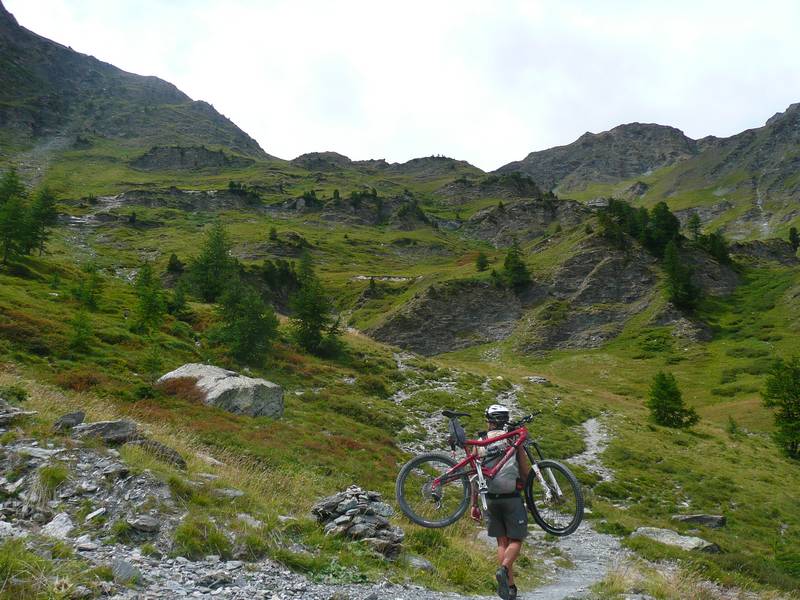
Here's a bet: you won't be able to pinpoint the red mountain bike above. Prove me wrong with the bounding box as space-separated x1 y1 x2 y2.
395 410 583 535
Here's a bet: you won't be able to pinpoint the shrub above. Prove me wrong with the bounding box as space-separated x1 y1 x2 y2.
39 463 69 495
157 377 205 404
0 384 28 403
55 368 106 392
172 515 232 560
646 371 699 428
357 374 389 398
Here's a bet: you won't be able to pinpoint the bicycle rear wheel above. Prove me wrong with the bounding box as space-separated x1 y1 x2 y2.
525 460 583 536
395 452 470 528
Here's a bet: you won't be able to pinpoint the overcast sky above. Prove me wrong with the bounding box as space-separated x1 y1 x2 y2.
7 0 800 170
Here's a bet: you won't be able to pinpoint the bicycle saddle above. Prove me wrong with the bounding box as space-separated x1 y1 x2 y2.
442 410 469 418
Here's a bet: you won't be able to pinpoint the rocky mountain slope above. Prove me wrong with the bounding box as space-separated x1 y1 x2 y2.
497 123 698 192
0 1 267 160
497 106 800 240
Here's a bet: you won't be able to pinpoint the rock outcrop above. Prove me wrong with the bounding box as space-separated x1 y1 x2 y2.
463 197 589 247
729 239 799 265
312 485 403 559
369 280 529 356
671 514 727 528
72 419 139 444
497 123 698 191
131 146 255 171
157 364 284 418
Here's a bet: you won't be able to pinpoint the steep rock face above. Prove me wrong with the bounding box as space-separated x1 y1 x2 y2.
131 146 255 171
518 237 659 352
729 239 799 265
369 280 528 356
497 123 697 191
463 197 589 246
0 2 267 157
681 248 740 296
297 194 431 230
436 172 544 204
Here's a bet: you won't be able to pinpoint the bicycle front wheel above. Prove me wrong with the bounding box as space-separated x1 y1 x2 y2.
395 452 470 528
525 459 583 536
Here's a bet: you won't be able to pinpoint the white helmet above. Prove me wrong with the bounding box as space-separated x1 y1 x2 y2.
485 404 510 425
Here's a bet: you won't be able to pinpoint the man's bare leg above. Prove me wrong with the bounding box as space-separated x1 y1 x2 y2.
496 535 509 565
501 539 522 586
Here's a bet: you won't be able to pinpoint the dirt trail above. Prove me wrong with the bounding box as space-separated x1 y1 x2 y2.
389 353 625 599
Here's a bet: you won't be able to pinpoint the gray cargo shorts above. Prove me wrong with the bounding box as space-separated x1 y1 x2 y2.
486 494 528 540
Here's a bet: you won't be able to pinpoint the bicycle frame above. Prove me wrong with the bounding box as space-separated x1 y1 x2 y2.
434 424 564 510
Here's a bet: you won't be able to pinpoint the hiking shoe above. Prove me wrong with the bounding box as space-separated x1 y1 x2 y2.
509 584 518 600
495 566 510 600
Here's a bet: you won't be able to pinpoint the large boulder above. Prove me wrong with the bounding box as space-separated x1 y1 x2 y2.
157 364 284 418
632 527 720 553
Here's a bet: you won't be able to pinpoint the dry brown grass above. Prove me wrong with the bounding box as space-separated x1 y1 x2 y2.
594 560 798 600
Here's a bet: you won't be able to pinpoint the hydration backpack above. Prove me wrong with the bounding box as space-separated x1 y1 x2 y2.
483 432 519 494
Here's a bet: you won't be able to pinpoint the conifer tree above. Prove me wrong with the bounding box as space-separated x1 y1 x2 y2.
26 187 58 255
290 251 340 355
189 222 237 302
133 263 166 333
68 310 93 353
687 212 702 240
0 193 26 264
475 251 489 272
503 239 531 290
0 169 24 205
663 240 699 310
73 263 104 310
790 227 799 252
762 356 800 458
216 279 278 365
646 371 699 428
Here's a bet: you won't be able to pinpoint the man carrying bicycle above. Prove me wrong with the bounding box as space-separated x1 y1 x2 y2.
473 404 531 600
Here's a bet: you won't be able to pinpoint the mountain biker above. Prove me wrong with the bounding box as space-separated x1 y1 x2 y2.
472 404 531 600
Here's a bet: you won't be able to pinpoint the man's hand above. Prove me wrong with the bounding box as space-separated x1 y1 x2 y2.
470 505 482 522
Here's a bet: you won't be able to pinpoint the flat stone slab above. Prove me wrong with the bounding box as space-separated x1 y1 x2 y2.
157 364 284 418
632 527 720 553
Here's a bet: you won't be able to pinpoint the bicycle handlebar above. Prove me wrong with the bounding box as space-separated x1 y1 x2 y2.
507 410 542 430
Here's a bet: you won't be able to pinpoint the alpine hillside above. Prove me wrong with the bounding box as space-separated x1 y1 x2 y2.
0 3 799 600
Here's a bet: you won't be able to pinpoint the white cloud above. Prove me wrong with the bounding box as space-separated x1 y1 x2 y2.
6 0 800 170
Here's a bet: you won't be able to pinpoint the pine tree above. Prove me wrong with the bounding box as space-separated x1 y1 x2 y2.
73 263 104 310
503 239 531 290
790 227 799 252
762 356 800 458
663 240 700 310
290 252 339 355
475 251 489 272
646 371 699 428
188 222 237 302
645 202 681 257
0 193 26 264
26 187 58 255
133 263 166 333
167 253 184 274
687 212 702 240
216 279 278 365
168 278 191 320
0 169 25 205
269 226 278 241
68 310 93 353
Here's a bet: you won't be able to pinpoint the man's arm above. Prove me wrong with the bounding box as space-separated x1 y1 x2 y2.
517 445 531 480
